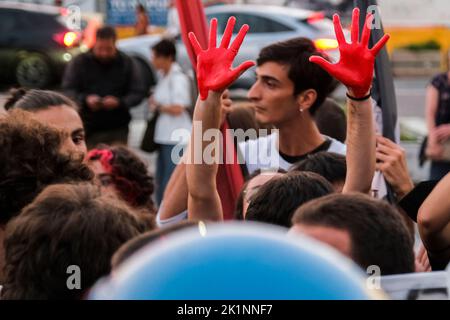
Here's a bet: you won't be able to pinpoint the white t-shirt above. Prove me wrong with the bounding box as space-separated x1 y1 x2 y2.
156 133 346 226
237 132 347 174
154 63 192 145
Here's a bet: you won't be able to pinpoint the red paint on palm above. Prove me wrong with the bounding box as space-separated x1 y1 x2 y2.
188 17 255 100
310 8 390 98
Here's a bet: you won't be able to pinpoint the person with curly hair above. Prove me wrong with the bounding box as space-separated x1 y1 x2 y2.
86 145 156 214
0 110 93 282
4 88 87 159
1 183 153 300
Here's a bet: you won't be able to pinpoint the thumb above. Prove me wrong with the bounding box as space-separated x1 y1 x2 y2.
309 55 336 77
231 60 255 80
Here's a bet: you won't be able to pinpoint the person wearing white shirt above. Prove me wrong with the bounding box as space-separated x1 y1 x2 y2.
150 39 191 204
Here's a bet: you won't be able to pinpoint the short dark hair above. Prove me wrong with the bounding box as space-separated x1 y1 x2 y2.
292 193 415 275
0 110 93 225
152 39 176 60
289 152 347 186
1 183 152 300
245 171 334 227
4 88 78 112
315 98 347 143
257 38 337 114
96 26 117 41
234 168 286 220
111 221 198 269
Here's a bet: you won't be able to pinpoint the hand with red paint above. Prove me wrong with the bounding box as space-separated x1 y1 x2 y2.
309 8 390 98
188 17 255 100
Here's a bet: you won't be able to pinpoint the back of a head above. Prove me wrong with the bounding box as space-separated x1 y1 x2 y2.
226 104 259 133
152 38 176 60
88 144 155 211
289 151 347 187
292 193 415 275
315 98 347 143
2 183 150 300
96 25 117 42
245 171 334 227
111 221 199 270
4 88 78 112
257 37 337 114
0 110 92 225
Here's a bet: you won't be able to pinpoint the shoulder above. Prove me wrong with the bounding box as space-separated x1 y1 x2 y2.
324 135 347 155
430 73 448 90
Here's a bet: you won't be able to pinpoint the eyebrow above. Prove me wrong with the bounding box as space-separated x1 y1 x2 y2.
71 128 85 136
257 74 282 85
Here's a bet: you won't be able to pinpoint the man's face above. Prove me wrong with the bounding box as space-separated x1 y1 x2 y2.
247 62 300 126
32 105 87 159
93 38 117 63
289 224 352 259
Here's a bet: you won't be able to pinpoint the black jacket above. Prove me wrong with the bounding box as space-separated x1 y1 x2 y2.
62 50 146 134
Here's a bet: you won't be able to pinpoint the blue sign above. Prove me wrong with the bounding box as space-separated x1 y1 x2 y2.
107 0 169 26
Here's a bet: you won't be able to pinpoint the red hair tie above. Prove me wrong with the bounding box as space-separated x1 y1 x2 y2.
87 149 114 173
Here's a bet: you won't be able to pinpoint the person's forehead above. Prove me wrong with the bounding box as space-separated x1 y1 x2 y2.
33 106 83 132
255 61 290 81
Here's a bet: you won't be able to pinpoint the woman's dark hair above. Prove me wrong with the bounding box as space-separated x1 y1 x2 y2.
4 88 78 112
88 144 155 213
0 110 93 225
152 39 176 60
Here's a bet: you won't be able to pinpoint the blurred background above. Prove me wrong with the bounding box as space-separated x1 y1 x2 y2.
1 0 449 181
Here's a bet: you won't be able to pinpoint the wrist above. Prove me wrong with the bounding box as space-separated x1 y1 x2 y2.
396 180 414 199
346 88 371 101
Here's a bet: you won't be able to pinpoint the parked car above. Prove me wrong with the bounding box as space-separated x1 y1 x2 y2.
0 2 87 88
117 4 348 91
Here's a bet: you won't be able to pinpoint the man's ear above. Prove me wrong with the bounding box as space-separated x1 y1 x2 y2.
296 89 317 112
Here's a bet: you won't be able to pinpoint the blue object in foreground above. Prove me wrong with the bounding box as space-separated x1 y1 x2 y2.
90 222 379 300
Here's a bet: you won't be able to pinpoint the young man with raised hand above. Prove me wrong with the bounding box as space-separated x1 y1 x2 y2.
160 8 389 223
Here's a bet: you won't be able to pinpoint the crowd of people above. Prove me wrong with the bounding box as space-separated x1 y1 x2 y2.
0 7 449 299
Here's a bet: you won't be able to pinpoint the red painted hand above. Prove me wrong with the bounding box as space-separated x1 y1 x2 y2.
188 17 255 100
310 8 390 98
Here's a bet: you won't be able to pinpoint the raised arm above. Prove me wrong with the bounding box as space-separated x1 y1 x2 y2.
310 8 389 194
186 17 254 221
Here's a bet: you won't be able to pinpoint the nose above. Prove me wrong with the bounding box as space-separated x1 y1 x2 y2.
247 81 261 102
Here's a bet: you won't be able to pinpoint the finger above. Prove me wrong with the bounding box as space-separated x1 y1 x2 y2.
230 24 249 54
188 32 203 56
371 33 390 56
377 136 401 151
220 16 236 48
361 13 373 47
332 14 346 45
351 7 360 44
375 150 394 163
231 60 255 79
209 18 218 48
309 56 335 76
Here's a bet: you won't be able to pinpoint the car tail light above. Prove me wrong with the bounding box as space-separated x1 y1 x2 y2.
314 38 339 51
53 31 80 47
307 11 325 24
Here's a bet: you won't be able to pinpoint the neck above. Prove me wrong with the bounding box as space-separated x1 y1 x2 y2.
162 62 173 75
277 112 325 156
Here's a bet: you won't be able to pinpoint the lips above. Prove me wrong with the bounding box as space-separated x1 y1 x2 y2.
255 106 266 113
